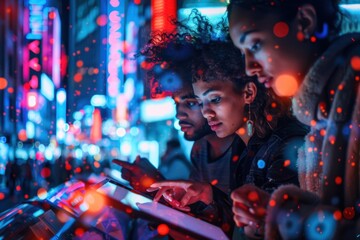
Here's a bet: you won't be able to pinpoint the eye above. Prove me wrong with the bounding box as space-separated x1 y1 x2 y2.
250 41 261 53
196 100 203 108
210 96 221 103
187 101 198 107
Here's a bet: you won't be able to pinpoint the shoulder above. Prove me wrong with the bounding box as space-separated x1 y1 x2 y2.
190 138 209 163
271 117 310 141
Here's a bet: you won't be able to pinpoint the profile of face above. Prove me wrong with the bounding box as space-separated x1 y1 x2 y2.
173 85 212 141
193 80 249 138
228 5 317 96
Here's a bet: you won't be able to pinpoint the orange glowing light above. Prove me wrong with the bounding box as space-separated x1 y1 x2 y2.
94 161 100 168
18 129 27 142
157 224 170 236
0 78 8 90
351 56 360 71
37 188 48 199
274 74 299 97
84 191 105 213
76 60 83 68
309 136 315 142
333 210 342 221
266 114 273 121
211 179 218 186
273 22 289 38
283 160 291 167
49 11 56 19
269 199 276 207
141 176 155 189
7 87 14 93
74 73 83 82
320 129 326 136
238 127 246 135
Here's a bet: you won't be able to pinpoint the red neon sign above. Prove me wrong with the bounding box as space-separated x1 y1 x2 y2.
151 0 177 33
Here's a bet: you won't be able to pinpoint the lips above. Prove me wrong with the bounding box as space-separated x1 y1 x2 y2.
179 121 193 131
258 76 273 88
208 121 222 131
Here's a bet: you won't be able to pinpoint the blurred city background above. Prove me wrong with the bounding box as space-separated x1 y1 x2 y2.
0 0 359 213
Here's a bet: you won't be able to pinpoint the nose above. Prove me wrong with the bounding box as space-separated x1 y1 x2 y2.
175 104 188 120
244 51 261 77
201 103 215 119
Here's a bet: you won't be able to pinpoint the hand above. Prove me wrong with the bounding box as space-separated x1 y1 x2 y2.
231 184 270 237
112 156 164 192
148 181 213 212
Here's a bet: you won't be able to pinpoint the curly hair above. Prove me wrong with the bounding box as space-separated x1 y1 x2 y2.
192 39 292 138
138 9 229 96
139 9 292 137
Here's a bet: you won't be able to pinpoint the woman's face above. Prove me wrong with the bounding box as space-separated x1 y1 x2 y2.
193 80 246 138
229 6 313 96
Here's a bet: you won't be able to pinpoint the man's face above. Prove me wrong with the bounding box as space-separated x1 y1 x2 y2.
173 86 212 141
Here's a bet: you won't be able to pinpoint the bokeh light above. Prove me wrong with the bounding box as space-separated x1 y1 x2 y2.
277 211 301 239
84 190 105 213
0 78 8 90
257 159 266 169
305 210 336 240
351 56 360 71
96 14 108 26
157 224 170 236
273 74 299 97
273 22 289 38
37 188 48 199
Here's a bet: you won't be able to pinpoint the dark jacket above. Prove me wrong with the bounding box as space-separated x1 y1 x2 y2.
195 116 309 237
232 116 309 193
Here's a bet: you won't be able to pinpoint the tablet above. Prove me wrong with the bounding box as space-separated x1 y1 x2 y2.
94 178 229 240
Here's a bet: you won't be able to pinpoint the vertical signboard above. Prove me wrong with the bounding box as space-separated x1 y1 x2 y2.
107 0 125 108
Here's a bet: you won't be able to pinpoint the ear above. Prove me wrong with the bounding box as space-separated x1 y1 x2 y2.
243 82 257 104
296 4 317 37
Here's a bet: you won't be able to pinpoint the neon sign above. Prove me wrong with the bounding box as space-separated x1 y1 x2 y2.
26 0 47 39
107 0 125 106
